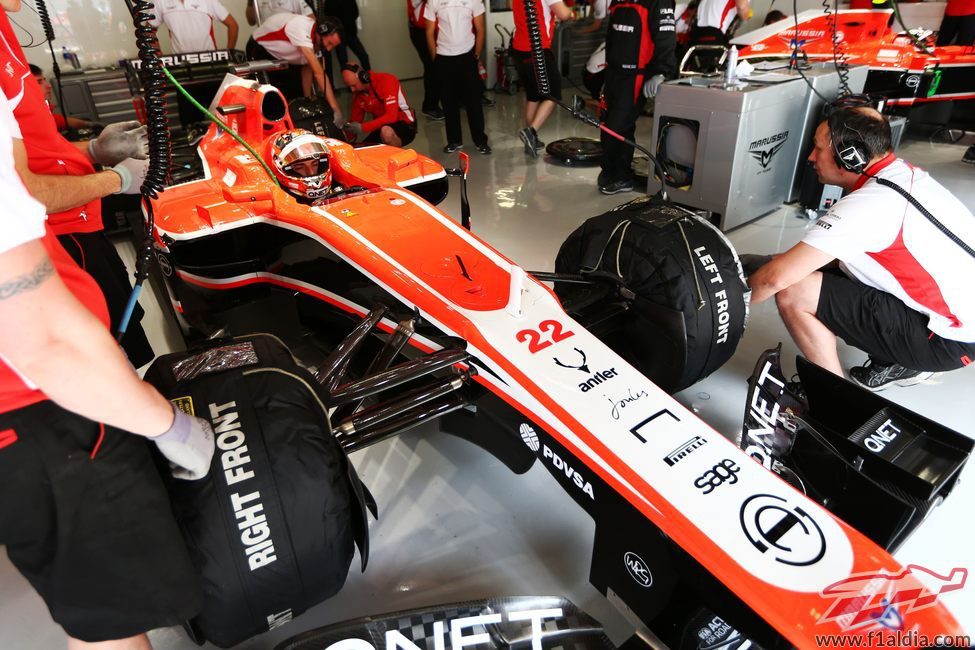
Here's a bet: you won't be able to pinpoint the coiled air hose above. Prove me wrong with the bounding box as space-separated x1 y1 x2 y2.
33 0 70 134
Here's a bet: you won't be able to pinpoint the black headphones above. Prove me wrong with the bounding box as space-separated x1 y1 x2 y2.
826 95 876 174
316 16 342 37
341 62 370 85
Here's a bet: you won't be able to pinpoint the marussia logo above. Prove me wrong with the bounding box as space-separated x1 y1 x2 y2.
749 131 789 169
818 565 968 632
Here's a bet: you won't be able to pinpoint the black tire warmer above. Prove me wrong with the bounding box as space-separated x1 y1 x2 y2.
556 198 750 393
145 334 373 648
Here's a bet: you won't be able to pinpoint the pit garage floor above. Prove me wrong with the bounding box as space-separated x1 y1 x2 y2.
2 80 973 649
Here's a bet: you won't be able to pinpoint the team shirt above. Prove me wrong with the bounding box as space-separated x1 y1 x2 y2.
695 0 738 32
255 0 312 21
149 0 231 53
0 93 110 414
945 0 975 16
593 0 608 20
253 12 316 65
803 155 975 342
0 12 102 234
348 72 415 133
424 0 485 56
408 0 428 28
512 0 562 50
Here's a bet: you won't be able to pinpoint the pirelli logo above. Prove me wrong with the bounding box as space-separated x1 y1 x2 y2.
664 435 707 466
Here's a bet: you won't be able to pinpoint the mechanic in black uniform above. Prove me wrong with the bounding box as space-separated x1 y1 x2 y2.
323 0 372 89
597 0 677 195
0 92 214 648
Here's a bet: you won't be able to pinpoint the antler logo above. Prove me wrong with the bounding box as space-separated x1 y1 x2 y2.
748 131 790 169
818 565 968 632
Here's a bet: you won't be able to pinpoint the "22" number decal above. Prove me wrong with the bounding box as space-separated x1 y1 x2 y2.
516 320 575 354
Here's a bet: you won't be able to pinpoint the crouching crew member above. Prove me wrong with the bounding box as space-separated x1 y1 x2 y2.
749 105 975 391
0 90 214 649
248 12 345 123
341 63 417 147
598 0 677 195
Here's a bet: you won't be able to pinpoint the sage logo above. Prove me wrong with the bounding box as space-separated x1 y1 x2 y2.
519 423 540 452
748 131 789 169
694 459 740 494
624 552 653 587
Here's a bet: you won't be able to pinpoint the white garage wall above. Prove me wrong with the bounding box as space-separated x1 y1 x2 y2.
15 0 420 80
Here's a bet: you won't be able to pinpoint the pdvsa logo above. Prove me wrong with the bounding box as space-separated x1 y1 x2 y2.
519 423 540 452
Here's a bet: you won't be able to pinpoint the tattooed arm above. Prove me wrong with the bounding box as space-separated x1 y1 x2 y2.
0 240 175 437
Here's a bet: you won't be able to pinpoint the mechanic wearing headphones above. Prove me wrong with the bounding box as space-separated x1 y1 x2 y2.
248 12 345 122
511 0 573 158
1 2 155 367
749 107 975 391
149 0 239 53
597 0 677 195
0 92 213 649
340 63 417 147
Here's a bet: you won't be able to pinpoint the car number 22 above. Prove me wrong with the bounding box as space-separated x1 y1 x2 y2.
516 320 575 354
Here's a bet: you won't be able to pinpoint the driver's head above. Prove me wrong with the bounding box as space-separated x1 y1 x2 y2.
270 130 332 199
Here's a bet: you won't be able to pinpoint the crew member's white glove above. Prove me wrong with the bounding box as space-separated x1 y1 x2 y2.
152 404 215 480
110 158 150 194
344 121 364 142
89 120 148 166
332 107 344 128
641 74 665 99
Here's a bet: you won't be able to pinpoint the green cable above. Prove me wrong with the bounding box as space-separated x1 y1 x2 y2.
162 66 281 188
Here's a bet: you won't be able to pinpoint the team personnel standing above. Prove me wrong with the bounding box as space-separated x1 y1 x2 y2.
512 0 573 158
689 0 751 46
341 63 417 147
248 13 345 122
0 88 214 650
425 0 491 154
937 0 975 45
323 0 371 75
149 0 239 53
598 0 677 194
245 0 311 26
1 5 155 367
749 107 975 390
408 0 443 119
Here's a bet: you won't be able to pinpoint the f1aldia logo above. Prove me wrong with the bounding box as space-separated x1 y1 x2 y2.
749 131 789 169
624 551 653 588
818 564 967 632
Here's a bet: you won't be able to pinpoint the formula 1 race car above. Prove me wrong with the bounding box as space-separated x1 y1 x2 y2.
729 9 975 109
143 74 968 649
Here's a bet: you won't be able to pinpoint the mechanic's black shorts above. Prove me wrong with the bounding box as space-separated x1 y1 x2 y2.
512 48 562 102
0 401 202 642
364 120 417 146
817 270 975 371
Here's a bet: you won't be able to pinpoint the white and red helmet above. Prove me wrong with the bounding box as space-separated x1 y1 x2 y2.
269 130 332 199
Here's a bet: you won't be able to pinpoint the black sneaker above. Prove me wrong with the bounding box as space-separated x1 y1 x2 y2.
849 359 934 392
423 108 445 121
443 143 463 153
476 142 492 155
598 178 636 195
519 127 539 158
963 145 975 164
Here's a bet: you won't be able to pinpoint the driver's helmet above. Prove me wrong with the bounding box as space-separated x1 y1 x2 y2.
270 130 332 199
